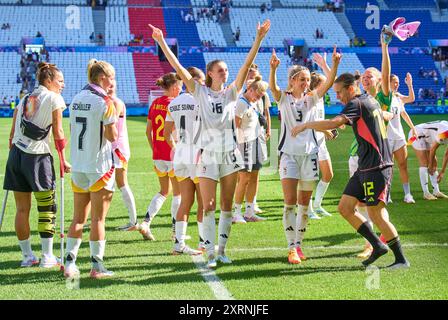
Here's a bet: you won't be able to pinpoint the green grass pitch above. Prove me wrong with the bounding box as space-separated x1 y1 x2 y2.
0 114 447 300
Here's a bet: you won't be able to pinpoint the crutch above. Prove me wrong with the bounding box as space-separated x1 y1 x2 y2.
0 190 9 232
56 149 65 272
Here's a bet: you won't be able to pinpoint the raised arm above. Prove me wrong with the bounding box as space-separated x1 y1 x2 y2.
381 34 391 96
233 20 271 93
269 48 282 102
400 73 415 104
316 45 342 99
148 24 195 93
312 52 331 78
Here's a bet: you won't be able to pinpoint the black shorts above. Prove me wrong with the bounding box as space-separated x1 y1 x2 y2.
3 145 56 192
343 167 392 206
238 138 264 172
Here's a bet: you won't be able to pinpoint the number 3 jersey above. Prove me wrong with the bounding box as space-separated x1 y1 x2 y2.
148 95 174 161
278 91 319 156
340 93 393 172
69 84 116 173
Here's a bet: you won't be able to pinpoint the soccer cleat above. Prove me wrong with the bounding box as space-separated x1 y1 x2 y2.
295 246 307 261
313 206 332 217
64 261 80 278
361 245 388 267
244 214 267 222
20 254 39 268
217 255 232 264
423 193 437 200
403 194 415 204
198 242 206 252
288 248 301 264
308 210 321 220
39 254 60 268
387 260 410 270
139 222 155 241
90 263 114 279
254 204 263 214
172 245 202 256
357 244 373 259
116 222 139 231
232 213 247 224
433 191 448 199
207 256 217 269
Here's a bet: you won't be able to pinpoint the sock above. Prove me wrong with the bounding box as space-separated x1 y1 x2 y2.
387 237 407 264
357 206 373 230
419 167 430 194
313 180 330 208
203 211 216 257
18 238 33 258
282 205 296 249
429 171 440 193
253 195 258 207
144 193 167 223
89 240 106 264
197 221 204 243
402 183 411 196
295 205 309 247
171 195 182 221
175 221 188 248
245 202 254 217
65 237 82 262
234 203 242 215
218 211 232 255
357 222 384 251
120 185 137 225
40 237 53 256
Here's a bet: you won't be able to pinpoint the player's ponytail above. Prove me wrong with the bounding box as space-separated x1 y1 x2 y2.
310 72 326 91
156 72 182 90
36 62 60 86
247 75 268 94
87 59 115 85
186 66 205 81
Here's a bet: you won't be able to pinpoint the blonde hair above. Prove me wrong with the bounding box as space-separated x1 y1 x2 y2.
186 66 205 80
247 75 268 94
310 72 325 91
205 59 225 87
287 65 309 91
87 59 115 85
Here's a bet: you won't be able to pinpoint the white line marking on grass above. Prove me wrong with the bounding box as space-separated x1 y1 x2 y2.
191 254 235 300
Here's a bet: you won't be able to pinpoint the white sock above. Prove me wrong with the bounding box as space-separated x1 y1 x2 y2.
402 183 411 196
40 237 53 256
18 238 33 258
296 205 309 247
89 240 106 264
66 237 82 262
234 203 242 215
307 198 313 214
203 211 216 257
145 193 167 223
429 171 440 193
253 195 258 207
282 205 296 249
120 185 137 225
218 211 232 255
171 195 182 221
419 167 430 194
175 221 188 248
313 180 330 208
358 206 373 230
197 221 204 243
245 202 254 217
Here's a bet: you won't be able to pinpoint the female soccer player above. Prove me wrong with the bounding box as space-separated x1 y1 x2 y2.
65 59 118 278
163 67 205 255
270 46 341 264
107 80 138 231
292 73 410 269
233 74 270 223
139 73 183 241
4 62 70 268
148 20 271 268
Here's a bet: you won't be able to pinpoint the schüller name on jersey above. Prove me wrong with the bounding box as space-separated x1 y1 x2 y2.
72 103 91 111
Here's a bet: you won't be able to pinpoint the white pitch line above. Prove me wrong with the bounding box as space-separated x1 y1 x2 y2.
191 254 235 300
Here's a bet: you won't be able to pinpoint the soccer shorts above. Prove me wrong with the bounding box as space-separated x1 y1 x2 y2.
408 130 431 151
154 160 175 178
196 148 244 181
113 148 130 170
71 167 115 193
238 137 266 172
389 138 406 153
173 144 200 183
318 141 331 162
343 167 392 206
279 152 319 181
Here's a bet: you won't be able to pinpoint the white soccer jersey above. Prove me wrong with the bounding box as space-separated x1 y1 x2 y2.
235 96 261 143
387 95 406 141
193 83 238 152
314 98 325 146
69 85 116 173
13 85 66 155
165 92 199 146
278 91 319 156
415 120 448 145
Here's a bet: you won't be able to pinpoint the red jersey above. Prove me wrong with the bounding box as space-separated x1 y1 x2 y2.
148 96 173 161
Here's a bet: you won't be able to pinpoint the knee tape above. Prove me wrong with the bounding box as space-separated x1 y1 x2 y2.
298 180 315 192
34 190 57 238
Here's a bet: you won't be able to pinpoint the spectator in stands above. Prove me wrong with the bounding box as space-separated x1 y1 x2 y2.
36 31 42 38
90 32 95 42
2 97 7 105
315 28 320 39
16 74 21 84
267 3 273 11
234 27 240 42
260 3 266 14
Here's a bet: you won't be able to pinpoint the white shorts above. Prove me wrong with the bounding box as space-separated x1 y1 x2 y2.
318 141 331 162
197 148 244 181
279 152 319 181
173 144 200 183
348 156 359 178
388 138 406 153
154 160 174 178
113 148 130 169
408 130 431 151
71 169 115 193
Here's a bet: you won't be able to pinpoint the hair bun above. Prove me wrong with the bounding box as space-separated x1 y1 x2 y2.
354 74 361 81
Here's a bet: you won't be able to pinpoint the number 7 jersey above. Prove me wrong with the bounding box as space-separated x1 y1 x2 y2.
69 84 117 173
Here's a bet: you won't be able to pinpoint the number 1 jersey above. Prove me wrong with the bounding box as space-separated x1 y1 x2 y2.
148 96 174 161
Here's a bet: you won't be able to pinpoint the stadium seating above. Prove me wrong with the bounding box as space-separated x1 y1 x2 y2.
108 0 128 5
163 8 203 46
0 6 94 46
128 0 160 5
128 7 166 46
0 53 22 103
280 0 324 7
106 6 132 46
229 8 350 47
385 0 436 8
191 0 207 6
195 19 227 46
232 0 271 6
0 0 32 4
41 0 87 4
50 52 139 104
